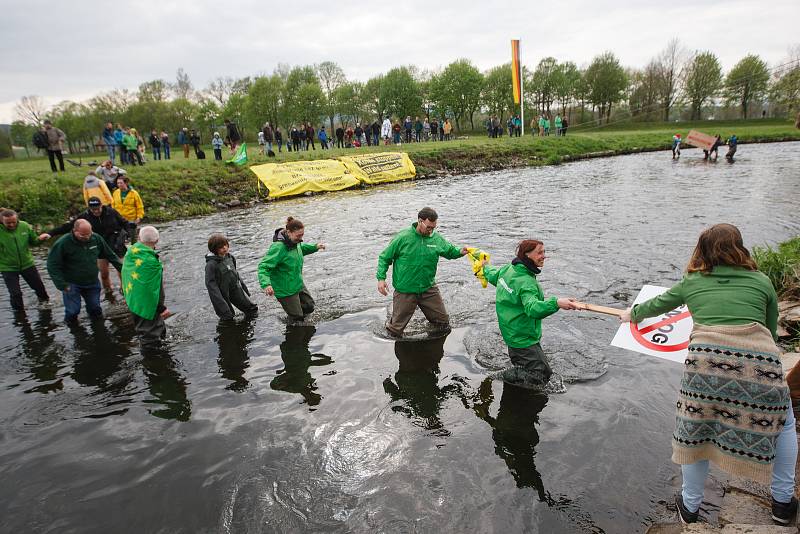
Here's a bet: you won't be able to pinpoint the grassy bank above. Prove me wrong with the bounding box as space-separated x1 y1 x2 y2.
754 237 800 299
2 119 798 228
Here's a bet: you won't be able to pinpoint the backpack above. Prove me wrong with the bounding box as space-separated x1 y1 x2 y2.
196 149 206 160
32 130 48 149
267 149 276 158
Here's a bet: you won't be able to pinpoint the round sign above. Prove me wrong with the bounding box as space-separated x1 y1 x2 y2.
629 309 692 352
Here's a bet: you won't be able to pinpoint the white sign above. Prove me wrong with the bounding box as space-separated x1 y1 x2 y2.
611 285 693 363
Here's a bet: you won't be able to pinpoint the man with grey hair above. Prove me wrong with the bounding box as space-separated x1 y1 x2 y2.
122 225 170 347
47 218 122 321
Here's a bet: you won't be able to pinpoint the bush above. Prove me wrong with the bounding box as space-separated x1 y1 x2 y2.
753 237 800 298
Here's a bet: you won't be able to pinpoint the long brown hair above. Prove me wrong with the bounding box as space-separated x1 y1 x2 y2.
686 223 757 273
516 239 544 261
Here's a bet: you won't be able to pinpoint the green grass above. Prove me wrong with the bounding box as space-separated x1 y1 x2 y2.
2 118 798 228
753 237 800 298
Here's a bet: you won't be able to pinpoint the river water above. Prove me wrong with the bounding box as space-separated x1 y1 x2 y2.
1 143 799 533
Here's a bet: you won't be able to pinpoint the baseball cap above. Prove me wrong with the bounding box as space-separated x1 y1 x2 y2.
88 197 102 208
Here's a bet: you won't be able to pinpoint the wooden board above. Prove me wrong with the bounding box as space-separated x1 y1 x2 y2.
685 129 716 151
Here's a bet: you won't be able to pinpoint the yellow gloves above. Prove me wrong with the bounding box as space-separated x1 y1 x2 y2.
465 247 491 288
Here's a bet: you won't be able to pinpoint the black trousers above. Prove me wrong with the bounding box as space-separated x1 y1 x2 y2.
133 312 167 348
47 150 65 171
2 266 49 311
508 343 552 384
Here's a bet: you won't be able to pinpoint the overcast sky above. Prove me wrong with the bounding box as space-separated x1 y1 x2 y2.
1 0 798 123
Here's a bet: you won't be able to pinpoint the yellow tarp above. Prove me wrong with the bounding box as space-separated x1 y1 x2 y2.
251 152 417 198
251 159 360 198
338 152 416 185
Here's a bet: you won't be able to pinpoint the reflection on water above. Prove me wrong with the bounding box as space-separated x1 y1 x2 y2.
384 335 465 435
140 346 191 421
471 377 549 498
216 317 256 392
270 325 333 407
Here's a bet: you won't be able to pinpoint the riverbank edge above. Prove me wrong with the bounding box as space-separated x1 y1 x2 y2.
8 132 800 228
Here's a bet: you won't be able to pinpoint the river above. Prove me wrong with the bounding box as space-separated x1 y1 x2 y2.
1 143 799 533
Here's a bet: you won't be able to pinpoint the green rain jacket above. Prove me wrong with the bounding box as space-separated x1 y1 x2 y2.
0 220 40 272
258 231 319 298
376 223 463 294
46 233 122 290
484 262 559 348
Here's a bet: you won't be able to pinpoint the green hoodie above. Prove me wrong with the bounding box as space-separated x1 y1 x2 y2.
484 262 559 348
46 233 122 290
0 220 40 272
122 133 138 151
376 223 463 294
258 239 319 298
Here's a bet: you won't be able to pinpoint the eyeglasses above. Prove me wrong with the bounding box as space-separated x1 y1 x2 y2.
419 220 437 231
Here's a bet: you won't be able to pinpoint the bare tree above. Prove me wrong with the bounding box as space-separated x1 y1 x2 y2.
317 61 346 129
205 76 234 106
14 95 47 125
173 68 195 100
655 38 687 121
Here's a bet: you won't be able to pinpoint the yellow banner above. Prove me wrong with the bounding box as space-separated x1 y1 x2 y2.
251 152 417 198
251 159 360 198
338 152 416 185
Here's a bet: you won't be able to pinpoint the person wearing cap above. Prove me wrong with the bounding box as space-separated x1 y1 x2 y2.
212 132 224 160
41 197 129 290
95 160 126 191
46 219 122 321
376 207 468 338
82 171 114 206
112 175 144 242
0 209 49 312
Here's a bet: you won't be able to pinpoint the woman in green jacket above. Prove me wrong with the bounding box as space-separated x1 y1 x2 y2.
258 217 325 324
620 224 797 525
482 239 579 384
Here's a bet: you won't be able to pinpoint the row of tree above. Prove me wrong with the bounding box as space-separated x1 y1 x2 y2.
9 41 800 154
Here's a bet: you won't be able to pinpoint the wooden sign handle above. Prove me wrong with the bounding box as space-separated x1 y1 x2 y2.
574 302 625 317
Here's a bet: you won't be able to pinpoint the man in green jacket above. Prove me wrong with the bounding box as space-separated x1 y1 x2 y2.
0 209 49 311
377 207 468 337
46 219 122 321
483 239 579 383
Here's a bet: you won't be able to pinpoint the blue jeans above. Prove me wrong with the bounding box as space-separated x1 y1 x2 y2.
163 143 171 159
62 280 102 321
681 404 797 512
106 144 116 164
152 147 161 160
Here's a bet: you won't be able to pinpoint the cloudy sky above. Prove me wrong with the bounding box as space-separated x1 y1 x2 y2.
1 0 797 123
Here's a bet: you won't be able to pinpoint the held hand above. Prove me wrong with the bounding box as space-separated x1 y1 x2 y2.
160 309 173 319
460 247 469 256
377 280 388 296
557 297 581 310
265 286 274 296
619 308 632 323
38 233 51 241
63 285 70 293
317 243 326 251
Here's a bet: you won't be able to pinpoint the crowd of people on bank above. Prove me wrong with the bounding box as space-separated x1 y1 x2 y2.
485 113 569 138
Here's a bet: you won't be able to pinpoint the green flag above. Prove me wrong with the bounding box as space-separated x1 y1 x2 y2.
226 142 248 165
122 243 163 320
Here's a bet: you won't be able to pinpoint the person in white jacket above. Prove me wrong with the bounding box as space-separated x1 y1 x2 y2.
381 118 392 145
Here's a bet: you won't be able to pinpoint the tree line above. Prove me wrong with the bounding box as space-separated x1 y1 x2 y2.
7 41 799 155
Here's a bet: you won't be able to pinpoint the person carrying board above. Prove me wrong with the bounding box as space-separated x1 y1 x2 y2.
619 223 796 525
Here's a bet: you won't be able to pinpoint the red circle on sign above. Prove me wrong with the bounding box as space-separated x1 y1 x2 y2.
629 321 690 352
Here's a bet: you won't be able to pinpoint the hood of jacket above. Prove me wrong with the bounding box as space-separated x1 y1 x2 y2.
84 174 103 189
272 227 300 249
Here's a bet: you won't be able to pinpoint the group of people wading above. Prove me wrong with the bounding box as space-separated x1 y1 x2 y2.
1 202 796 525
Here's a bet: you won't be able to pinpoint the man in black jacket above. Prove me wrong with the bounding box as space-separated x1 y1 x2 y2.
42 197 128 290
